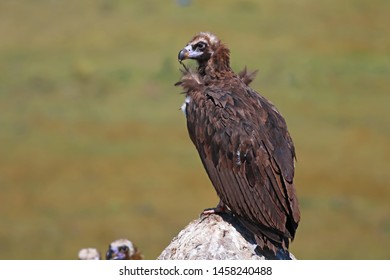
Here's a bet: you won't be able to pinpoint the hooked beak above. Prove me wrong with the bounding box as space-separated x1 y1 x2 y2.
178 47 190 61
178 44 203 61
106 248 126 260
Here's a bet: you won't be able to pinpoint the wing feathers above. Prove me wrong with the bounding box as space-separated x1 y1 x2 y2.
182 72 299 251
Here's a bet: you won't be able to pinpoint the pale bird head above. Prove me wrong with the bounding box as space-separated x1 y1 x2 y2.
78 248 101 260
106 239 138 260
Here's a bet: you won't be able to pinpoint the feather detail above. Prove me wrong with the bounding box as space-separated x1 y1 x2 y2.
238 66 259 85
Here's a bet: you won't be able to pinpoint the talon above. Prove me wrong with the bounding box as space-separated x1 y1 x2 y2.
200 200 227 217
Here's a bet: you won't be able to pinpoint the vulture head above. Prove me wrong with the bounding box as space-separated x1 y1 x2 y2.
106 239 143 260
78 248 101 260
178 32 231 75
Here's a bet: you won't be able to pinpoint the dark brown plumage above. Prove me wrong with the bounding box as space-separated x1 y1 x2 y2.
176 32 300 259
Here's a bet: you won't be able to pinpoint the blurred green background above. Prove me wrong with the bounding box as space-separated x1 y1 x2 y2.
0 0 389 259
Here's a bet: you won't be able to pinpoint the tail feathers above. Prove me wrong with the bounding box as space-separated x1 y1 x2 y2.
238 216 292 260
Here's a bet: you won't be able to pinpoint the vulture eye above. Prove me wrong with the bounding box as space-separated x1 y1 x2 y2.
196 42 206 51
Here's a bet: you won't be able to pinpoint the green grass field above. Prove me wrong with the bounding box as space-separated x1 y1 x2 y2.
0 0 389 259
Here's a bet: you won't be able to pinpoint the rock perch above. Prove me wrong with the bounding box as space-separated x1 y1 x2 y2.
158 213 296 260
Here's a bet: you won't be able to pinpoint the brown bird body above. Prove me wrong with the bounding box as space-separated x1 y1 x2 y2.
176 32 300 259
